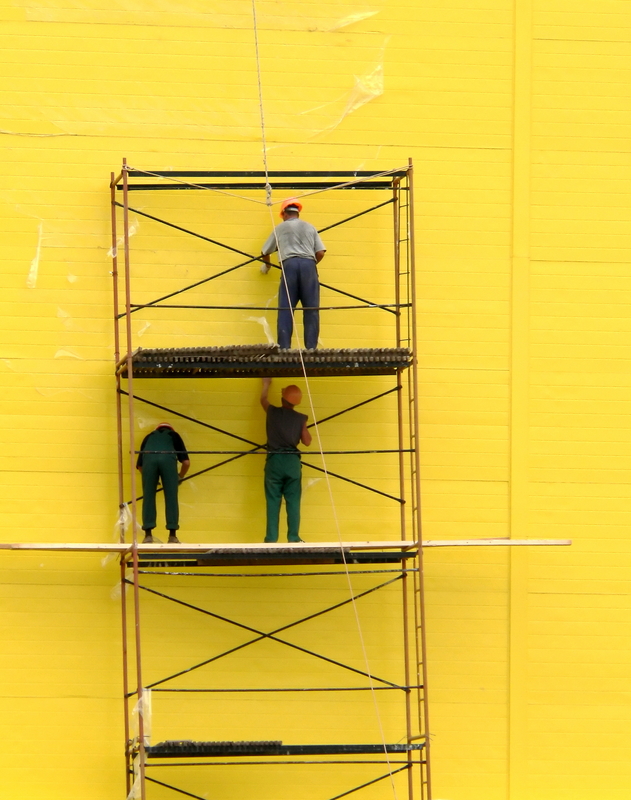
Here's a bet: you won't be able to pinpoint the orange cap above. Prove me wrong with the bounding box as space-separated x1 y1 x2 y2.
280 199 303 218
156 422 175 430
282 385 302 405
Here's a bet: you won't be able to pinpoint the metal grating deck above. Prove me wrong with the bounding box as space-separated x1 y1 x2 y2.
118 345 412 378
136 546 417 568
146 740 424 758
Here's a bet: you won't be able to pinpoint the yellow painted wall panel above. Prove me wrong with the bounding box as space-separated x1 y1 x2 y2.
2 0 631 798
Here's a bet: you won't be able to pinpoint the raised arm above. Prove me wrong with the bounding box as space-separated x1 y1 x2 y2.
260 377 271 411
301 421 312 447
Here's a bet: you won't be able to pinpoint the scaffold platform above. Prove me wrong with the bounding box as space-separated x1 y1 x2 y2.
135 546 416 568
145 740 424 758
117 345 412 379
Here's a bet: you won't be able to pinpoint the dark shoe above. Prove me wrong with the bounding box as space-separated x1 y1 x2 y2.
287 537 304 543
264 538 278 543
168 533 180 544
142 530 155 544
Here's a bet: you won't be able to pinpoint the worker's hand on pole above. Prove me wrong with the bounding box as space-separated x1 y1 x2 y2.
260 253 271 274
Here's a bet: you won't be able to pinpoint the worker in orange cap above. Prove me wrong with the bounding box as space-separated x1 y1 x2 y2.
260 377 312 542
260 199 326 350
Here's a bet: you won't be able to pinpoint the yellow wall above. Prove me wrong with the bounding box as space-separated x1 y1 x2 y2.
1 0 630 798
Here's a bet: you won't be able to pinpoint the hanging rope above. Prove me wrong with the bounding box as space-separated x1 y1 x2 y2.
249 3 401 797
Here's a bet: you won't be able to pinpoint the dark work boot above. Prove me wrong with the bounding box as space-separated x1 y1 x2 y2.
142 529 154 544
168 530 180 544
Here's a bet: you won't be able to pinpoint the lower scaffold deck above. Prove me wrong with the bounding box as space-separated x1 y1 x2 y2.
145 740 424 758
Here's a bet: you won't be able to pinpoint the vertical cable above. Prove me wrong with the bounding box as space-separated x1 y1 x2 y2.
250 6 403 795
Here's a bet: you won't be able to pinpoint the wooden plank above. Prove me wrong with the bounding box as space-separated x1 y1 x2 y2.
0 539 570 552
423 539 571 547
0 540 418 553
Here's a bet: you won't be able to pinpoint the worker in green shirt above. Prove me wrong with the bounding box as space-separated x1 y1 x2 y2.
136 423 190 543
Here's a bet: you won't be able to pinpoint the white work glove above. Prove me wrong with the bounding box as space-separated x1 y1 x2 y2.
260 263 271 274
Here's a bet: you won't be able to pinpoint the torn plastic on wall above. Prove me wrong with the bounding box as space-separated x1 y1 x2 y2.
299 39 388 136
53 349 83 359
35 386 96 398
126 774 141 800
57 307 73 330
246 314 275 345
108 217 140 259
131 689 152 747
14 0 384 32
9 0 387 144
26 222 43 288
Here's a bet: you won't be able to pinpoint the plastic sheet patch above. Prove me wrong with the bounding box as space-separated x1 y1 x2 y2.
13 0 384 32
9 0 388 142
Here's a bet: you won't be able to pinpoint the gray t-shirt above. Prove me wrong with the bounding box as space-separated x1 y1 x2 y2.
262 218 326 262
266 404 308 453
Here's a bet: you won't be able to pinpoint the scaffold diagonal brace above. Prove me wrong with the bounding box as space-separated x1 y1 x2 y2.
129 576 404 691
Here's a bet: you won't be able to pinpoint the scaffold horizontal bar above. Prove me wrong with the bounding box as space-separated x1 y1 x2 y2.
125 171 408 178
136 450 412 456
150 685 422 693
128 303 409 312
145 759 414 766
119 182 397 191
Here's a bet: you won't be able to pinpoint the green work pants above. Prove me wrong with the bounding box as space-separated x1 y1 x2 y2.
264 454 302 542
141 454 180 531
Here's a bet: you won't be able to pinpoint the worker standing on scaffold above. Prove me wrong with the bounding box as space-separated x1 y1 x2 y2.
136 423 190 544
260 378 312 543
260 199 326 350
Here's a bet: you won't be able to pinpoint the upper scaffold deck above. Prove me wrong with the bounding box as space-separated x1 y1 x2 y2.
117 345 412 379
115 168 409 192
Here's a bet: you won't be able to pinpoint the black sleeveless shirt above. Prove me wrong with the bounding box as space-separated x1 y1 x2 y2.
266 405 307 453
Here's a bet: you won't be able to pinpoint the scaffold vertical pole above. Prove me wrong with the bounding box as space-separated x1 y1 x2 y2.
393 176 407 542
120 557 132 795
122 159 147 799
111 171 133 794
394 173 415 799
111 173 126 545
408 158 432 799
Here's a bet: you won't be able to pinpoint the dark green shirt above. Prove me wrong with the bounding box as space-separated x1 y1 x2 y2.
137 427 189 468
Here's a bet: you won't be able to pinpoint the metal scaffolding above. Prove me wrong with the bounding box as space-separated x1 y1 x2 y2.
110 162 431 800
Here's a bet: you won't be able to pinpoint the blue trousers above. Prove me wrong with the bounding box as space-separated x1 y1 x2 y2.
277 257 320 349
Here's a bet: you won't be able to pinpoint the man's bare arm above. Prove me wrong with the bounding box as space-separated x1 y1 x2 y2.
179 460 190 480
260 377 271 411
301 422 312 447
315 250 325 263
260 252 272 274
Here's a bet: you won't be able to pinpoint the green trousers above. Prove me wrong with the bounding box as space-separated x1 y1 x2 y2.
264 453 302 542
141 454 180 531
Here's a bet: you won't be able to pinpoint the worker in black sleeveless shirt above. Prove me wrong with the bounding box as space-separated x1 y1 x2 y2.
260 377 312 542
